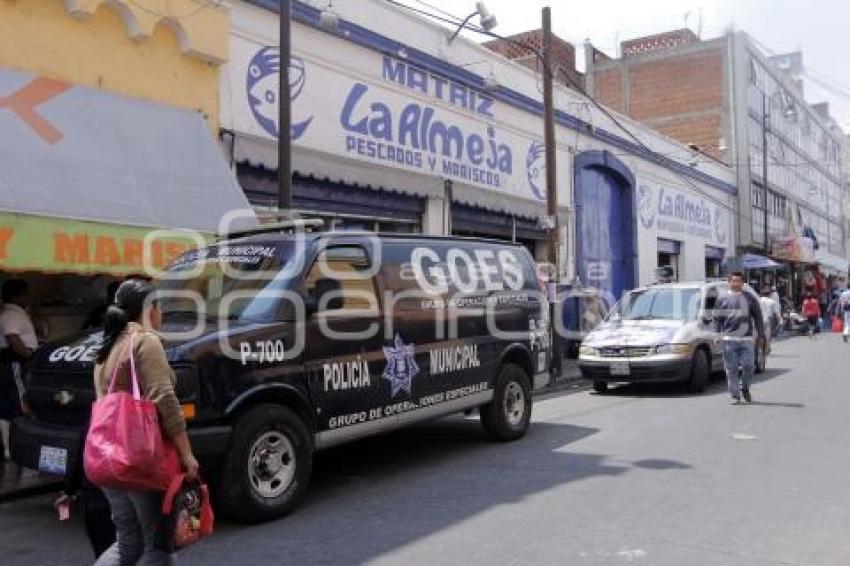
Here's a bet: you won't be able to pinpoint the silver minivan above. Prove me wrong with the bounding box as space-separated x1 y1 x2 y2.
578 281 767 393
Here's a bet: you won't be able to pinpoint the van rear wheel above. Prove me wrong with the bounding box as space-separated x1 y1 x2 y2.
481 363 532 442
592 381 608 394
217 404 312 524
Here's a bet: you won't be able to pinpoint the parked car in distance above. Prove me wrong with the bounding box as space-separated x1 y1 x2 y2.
578 281 767 394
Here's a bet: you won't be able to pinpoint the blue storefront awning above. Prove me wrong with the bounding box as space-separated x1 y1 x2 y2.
705 246 725 260
658 238 681 255
724 254 781 271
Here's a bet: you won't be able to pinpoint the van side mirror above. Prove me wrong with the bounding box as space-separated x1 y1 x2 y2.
309 278 344 313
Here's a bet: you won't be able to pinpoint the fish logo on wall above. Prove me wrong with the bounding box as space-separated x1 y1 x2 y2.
714 207 728 244
525 141 546 201
246 47 313 140
637 184 656 229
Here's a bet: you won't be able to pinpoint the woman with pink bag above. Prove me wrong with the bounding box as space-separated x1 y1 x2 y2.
90 279 199 565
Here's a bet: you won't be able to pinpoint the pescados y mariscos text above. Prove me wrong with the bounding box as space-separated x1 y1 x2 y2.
340 57 514 189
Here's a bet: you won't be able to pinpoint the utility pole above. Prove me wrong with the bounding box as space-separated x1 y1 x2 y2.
542 7 561 379
278 0 292 212
542 7 558 275
762 91 769 252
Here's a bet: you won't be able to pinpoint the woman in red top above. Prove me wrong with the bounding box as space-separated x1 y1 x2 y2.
802 294 821 338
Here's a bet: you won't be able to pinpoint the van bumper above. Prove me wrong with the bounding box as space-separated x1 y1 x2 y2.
10 417 83 476
10 417 232 475
578 358 692 383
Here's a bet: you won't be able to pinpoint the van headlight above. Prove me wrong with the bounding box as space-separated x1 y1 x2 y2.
654 344 694 355
579 345 598 357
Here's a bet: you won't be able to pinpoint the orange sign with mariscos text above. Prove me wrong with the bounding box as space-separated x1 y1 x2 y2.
0 211 208 276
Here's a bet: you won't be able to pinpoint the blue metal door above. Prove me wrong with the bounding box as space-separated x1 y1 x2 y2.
576 166 635 304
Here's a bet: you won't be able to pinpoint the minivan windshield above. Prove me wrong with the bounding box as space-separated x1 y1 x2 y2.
609 287 701 322
157 243 294 322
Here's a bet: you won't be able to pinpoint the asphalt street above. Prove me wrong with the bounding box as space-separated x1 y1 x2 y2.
2 334 850 565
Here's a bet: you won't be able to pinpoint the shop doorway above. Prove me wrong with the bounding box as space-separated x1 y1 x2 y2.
705 246 724 279
657 239 681 282
574 151 636 305
451 203 545 260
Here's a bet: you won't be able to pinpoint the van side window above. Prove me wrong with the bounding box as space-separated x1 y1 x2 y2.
305 247 377 312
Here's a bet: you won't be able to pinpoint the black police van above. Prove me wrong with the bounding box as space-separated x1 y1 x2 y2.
11 226 550 523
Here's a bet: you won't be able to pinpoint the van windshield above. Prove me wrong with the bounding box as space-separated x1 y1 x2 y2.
157 244 293 322
610 287 701 322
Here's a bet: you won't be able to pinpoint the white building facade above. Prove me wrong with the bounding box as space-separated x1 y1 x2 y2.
221 0 737 302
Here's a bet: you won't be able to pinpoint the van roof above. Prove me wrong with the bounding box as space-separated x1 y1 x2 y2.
218 230 530 249
631 281 724 292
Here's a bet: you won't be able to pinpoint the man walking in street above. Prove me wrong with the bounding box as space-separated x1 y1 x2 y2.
802 294 821 338
0 279 37 460
714 272 765 404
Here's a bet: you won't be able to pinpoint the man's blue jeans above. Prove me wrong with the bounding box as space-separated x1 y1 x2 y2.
722 339 755 399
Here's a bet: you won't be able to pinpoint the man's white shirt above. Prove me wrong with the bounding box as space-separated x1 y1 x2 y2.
0 303 38 350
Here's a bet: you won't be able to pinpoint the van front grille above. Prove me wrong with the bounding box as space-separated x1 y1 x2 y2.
598 346 653 358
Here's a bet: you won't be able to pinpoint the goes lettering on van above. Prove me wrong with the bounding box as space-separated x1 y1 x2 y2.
48 345 99 363
410 247 524 293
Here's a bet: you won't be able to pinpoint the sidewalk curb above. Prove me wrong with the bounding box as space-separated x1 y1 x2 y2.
534 373 588 400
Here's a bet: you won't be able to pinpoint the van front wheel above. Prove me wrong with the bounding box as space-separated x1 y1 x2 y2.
481 363 532 442
217 404 312 524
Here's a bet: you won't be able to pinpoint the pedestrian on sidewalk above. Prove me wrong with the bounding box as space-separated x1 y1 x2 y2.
840 287 850 344
0 279 37 461
92 279 199 566
714 272 765 404
759 288 781 349
802 294 821 338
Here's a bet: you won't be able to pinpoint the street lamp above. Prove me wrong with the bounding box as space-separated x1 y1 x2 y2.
319 2 339 31
448 2 497 43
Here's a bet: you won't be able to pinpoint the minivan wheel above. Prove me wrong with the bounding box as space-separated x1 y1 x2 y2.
689 349 710 393
481 363 532 442
592 381 608 394
217 404 312 524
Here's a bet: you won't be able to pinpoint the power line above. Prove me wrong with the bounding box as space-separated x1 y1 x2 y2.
382 1 846 234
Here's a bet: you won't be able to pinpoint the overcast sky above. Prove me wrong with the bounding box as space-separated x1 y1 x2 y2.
394 0 850 130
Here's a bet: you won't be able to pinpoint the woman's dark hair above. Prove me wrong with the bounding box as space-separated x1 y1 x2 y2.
96 279 156 363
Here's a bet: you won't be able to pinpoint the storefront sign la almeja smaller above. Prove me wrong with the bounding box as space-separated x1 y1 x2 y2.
637 183 728 244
